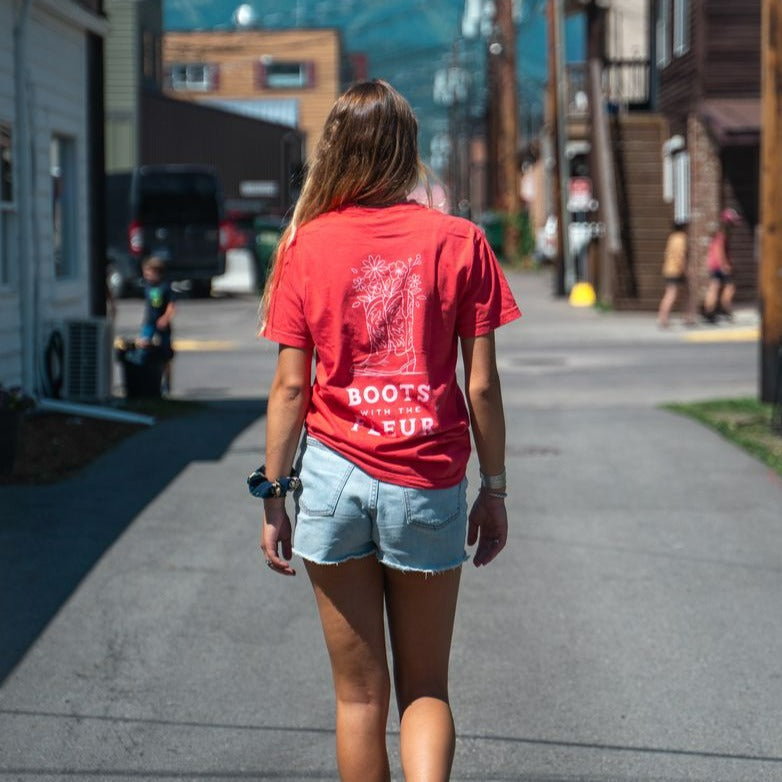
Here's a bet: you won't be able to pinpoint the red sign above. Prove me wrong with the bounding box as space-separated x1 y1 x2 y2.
568 177 594 212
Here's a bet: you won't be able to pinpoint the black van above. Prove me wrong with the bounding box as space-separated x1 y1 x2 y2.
106 164 227 297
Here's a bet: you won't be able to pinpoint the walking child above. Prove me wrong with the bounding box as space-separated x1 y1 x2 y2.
657 221 692 328
138 255 175 392
703 208 742 322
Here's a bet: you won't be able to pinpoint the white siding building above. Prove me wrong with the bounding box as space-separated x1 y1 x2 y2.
606 0 648 60
0 0 107 393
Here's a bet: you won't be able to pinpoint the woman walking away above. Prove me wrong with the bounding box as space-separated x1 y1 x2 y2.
703 207 742 322
657 221 691 328
252 79 521 781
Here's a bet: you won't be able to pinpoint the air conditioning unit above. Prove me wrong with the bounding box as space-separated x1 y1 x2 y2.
46 318 113 401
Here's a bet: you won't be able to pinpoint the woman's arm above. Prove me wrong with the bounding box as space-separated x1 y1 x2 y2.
460 332 509 567
261 344 313 575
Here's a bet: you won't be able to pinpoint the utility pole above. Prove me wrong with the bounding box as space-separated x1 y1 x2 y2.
495 0 520 261
547 0 567 295
760 0 782 403
486 40 500 210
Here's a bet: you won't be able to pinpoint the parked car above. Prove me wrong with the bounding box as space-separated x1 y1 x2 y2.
106 165 228 298
535 215 558 263
535 215 603 264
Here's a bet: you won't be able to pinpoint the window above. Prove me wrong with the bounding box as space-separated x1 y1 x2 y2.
51 135 77 279
656 0 671 68
169 62 219 92
662 135 683 202
673 152 690 223
0 123 14 286
256 60 315 90
673 0 690 56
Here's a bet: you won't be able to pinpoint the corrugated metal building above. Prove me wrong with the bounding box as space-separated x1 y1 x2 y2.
105 0 304 216
140 91 302 214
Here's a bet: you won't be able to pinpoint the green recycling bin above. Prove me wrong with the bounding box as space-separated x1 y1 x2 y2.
252 216 285 292
477 211 504 255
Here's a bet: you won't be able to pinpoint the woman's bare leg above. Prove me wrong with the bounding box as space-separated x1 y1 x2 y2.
703 279 721 318
720 281 736 317
305 557 391 782
657 283 678 327
384 566 462 782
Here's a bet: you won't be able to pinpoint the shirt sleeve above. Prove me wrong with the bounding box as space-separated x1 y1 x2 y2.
456 229 522 338
261 244 314 349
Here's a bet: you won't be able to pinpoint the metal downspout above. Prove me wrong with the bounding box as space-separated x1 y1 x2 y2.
13 0 33 392
553 0 572 290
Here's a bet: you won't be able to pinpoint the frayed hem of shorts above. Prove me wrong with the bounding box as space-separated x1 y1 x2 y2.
377 552 469 576
292 549 376 567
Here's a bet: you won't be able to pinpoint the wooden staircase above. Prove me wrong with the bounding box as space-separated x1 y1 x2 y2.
610 114 673 311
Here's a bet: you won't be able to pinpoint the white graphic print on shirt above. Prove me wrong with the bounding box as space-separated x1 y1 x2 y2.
350 254 426 376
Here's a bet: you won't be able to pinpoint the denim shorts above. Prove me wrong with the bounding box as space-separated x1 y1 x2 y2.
292 436 468 574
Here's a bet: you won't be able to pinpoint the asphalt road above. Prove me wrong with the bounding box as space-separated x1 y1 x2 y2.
111 255 759 407
1 266 780 781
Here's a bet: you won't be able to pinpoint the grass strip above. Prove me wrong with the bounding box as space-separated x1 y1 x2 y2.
664 398 782 477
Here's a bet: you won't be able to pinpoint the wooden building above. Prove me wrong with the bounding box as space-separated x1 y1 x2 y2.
653 0 760 304
557 0 670 308
559 0 760 310
162 29 345 159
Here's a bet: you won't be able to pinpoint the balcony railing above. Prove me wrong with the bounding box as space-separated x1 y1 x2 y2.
565 58 651 116
566 63 589 117
603 59 650 108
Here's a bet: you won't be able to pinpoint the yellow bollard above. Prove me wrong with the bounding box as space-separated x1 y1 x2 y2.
569 281 596 308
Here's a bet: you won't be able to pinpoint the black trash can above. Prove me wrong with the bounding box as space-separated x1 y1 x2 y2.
0 411 21 474
115 341 165 398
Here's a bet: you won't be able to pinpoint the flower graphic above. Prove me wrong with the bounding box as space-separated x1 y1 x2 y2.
351 253 426 376
362 255 388 278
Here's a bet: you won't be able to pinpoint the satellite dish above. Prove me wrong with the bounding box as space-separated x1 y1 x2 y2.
233 4 258 28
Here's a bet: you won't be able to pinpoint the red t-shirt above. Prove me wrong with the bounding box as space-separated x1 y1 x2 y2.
707 230 729 273
263 202 521 488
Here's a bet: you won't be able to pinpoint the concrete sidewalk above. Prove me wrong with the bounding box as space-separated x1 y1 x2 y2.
1 269 780 782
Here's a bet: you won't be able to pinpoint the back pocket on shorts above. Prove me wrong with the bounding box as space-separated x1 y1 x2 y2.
298 438 355 517
403 479 465 530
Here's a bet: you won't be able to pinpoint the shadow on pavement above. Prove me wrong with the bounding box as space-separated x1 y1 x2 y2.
0 398 266 685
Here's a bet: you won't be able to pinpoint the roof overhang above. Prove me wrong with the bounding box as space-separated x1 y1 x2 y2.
565 0 610 14
37 0 109 36
699 99 760 148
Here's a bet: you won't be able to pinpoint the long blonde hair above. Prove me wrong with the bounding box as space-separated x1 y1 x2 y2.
259 79 424 330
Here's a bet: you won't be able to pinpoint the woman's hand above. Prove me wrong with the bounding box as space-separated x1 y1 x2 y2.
467 490 508 567
261 499 296 576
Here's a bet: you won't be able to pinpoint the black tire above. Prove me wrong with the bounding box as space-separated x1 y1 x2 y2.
43 330 65 398
191 278 212 298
